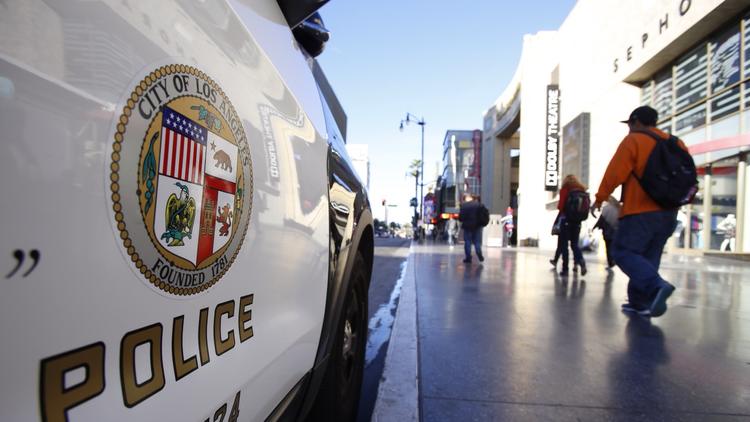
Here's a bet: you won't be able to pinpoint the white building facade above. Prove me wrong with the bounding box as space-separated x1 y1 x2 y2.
345 143 370 192
484 0 750 255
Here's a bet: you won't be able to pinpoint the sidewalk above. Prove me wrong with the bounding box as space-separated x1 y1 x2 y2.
374 243 750 421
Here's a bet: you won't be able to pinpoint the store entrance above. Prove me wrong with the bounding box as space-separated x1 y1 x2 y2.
675 154 740 252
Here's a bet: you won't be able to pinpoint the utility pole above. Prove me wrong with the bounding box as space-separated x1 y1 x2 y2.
414 170 419 225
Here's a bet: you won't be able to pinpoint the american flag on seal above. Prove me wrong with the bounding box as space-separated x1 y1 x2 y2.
160 107 208 184
152 106 239 267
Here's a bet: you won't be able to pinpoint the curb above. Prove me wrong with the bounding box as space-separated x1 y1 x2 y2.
371 245 419 421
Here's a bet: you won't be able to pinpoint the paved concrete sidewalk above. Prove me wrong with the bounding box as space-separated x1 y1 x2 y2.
376 242 750 421
371 243 419 421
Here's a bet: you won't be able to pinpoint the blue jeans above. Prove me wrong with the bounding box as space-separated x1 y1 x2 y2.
464 228 483 260
559 221 584 269
613 210 677 306
553 232 564 262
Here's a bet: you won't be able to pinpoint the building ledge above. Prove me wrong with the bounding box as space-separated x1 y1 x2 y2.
624 0 750 84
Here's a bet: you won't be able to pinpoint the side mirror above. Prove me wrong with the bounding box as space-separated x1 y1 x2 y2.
293 12 330 57
277 0 329 29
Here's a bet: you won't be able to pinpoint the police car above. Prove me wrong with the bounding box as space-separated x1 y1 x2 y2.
0 1 373 420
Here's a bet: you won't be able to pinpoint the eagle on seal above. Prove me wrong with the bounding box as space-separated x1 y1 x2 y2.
161 182 196 246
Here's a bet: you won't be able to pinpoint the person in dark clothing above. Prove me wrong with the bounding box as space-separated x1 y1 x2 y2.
458 194 484 263
593 195 620 269
556 174 587 276
550 213 565 268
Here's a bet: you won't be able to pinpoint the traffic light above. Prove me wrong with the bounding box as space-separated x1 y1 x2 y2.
382 199 386 206
409 197 418 208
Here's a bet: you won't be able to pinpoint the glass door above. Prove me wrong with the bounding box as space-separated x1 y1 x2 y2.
708 156 739 251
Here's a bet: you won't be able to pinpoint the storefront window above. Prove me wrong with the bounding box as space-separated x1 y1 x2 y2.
675 103 706 135
709 25 741 94
687 177 705 249
640 81 653 107
657 119 672 133
641 12 750 130
444 186 456 209
681 157 742 252
675 207 688 248
674 43 707 112
710 86 741 121
708 156 739 251
653 70 673 119
743 13 750 78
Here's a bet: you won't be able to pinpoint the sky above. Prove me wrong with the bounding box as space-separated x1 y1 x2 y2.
317 0 577 224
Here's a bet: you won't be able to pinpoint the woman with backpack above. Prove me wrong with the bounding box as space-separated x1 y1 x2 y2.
556 174 588 276
549 213 565 268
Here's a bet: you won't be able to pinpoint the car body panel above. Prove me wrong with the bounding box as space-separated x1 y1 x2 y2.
292 86 373 418
0 1 347 420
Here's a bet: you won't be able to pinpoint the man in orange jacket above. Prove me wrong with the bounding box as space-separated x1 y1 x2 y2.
593 106 685 318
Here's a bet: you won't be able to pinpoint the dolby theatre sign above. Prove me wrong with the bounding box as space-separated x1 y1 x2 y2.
545 85 560 191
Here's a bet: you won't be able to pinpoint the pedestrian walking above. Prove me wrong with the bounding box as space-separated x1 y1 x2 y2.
717 214 736 252
458 194 489 263
556 174 589 276
549 212 565 268
593 105 697 318
447 218 458 246
501 206 515 247
593 196 620 269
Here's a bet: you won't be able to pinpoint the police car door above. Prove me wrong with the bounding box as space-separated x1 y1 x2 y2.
0 0 329 420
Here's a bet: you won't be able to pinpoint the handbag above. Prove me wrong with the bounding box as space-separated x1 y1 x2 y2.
551 214 563 236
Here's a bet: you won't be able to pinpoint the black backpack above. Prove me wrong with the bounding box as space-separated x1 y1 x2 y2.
478 204 490 227
564 190 590 223
634 130 698 209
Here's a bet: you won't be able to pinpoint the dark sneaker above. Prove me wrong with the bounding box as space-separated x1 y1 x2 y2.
559 268 569 277
549 259 557 267
649 283 676 317
462 258 471 263
621 302 651 316
580 263 587 276
478 254 485 262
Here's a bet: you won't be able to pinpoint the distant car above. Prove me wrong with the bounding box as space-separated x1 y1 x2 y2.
0 1 372 421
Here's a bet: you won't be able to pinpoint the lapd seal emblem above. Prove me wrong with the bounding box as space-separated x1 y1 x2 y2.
110 64 252 296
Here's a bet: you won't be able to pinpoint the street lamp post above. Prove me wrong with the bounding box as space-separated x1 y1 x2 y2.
382 199 398 225
400 113 426 224
413 170 419 220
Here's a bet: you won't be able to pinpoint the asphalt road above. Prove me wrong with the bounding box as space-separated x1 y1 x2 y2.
356 237 411 422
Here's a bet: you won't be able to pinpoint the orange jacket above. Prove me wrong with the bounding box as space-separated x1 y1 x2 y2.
595 128 688 217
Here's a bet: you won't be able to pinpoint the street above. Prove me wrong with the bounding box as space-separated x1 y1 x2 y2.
357 237 411 422
373 242 750 421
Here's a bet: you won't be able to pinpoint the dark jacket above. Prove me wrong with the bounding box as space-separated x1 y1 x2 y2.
593 215 615 240
557 183 586 214
458 201 482 231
